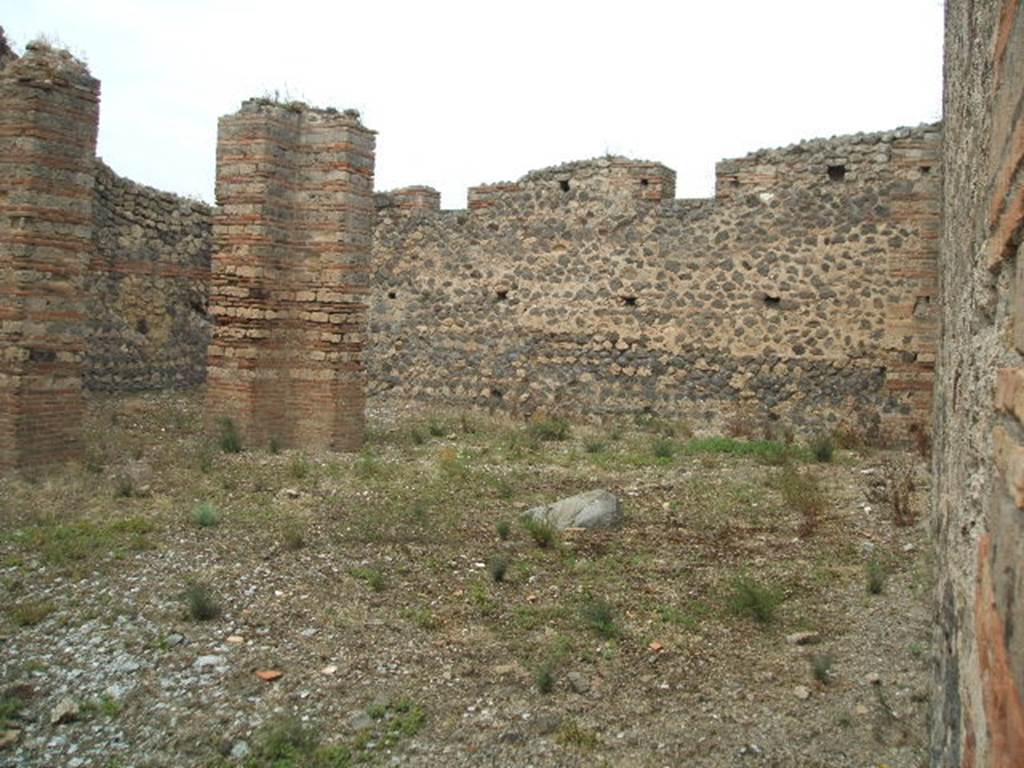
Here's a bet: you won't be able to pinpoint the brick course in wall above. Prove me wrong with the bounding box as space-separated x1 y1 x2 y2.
0 41 99 472
371 131 940 440
934 0 1024 764
205 99 375 452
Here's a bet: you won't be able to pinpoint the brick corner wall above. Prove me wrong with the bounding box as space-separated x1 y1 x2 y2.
0 40 99 472
206 98 376 452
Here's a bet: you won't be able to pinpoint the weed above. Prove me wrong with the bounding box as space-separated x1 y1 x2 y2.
470 582 497 616
580 595 618 638
866 555 887 595
809 434 835 462
15 517 154 569
113 475 135 499
288 454 312 481
726 576 781 624
488 555 509 583
10 600 54 627
409 428 426 446
583 439 607 454
534 658 556 693
526 415 571 442
197 443 216 473
835 710 853 728
368 698 426 746
191 502 221 528
218 417 242 454
652 437 676 460
409 607 437 630
683 436 797 463
354 451 383 479
557 719 599 749
427 419 446 437
82 694 122 719
883 459 917 526
183 581 220 621
811 653 834 686
656 601 709 630
281 519 305 551
0 693 24 725
777 465 827 537
251 715 320 761
351 567 386 592
268 435 282 455
522 517 557 549
496 520 512 540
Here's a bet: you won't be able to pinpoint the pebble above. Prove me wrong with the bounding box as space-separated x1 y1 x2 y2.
348 711 373 731
785 631 820 646
230 741 251 759
50 697 79 725
165 633 185 647
567 671 591 694
226 635 244 644
793 685 811 700
194 655 225 671
864 672 882 686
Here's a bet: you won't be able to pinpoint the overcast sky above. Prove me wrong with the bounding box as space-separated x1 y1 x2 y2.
5 1 944 208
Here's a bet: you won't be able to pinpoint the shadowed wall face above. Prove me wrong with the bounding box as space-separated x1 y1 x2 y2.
206 99 375 451
0 42 99 472
934 0 1024 765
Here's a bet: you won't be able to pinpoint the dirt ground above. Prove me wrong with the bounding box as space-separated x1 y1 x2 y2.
0 393 933 767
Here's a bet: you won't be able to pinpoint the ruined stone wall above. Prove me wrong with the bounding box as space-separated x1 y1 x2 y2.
206 99 375 451
0 41 98 471
933 0 1024 764
371 133 940 439
85 162 212 392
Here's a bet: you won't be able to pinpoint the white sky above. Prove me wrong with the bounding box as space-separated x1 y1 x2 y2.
5 1 944 208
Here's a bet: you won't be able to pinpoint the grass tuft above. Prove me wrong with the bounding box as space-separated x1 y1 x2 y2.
809 434 835 462
580 595 618 638
866 555 887 595
184 581 221 622
522 517 558 549
726 576 781 624
488 555 509 583
218 417 242 454
191 502 221 528
526 416 571 442
496 520 511 540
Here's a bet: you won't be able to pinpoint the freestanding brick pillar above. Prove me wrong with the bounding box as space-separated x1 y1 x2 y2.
0 42 99 472
206 99 375 451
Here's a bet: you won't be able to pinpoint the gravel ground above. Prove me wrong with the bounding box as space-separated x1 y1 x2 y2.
0 393 933 767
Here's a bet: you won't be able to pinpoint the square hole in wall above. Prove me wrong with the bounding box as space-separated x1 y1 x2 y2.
621 295 638 307
640 178 649 187
827 165 846 182
559 179 570 192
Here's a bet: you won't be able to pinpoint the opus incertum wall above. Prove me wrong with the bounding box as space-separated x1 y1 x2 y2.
933 0 1024 764
371 133 940 441
0 41 99 472
205 99 376 452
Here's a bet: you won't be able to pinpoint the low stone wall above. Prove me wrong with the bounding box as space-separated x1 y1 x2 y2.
932 0 1024 764
371 132 940 440
85 162 212 392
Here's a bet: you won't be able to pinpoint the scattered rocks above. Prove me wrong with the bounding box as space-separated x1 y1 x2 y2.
525 489 622 530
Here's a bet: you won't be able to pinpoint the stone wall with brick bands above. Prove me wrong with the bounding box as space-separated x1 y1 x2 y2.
933 0 1024 764
85 161 213 392
371 128 940 440
205 99 375 452
0 41 99 472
